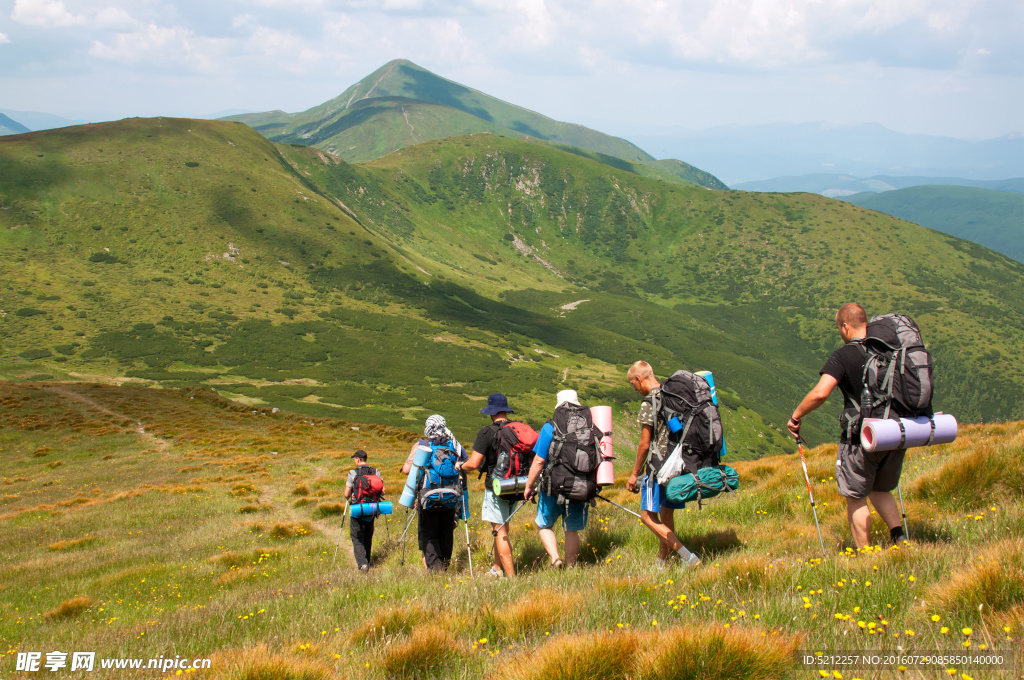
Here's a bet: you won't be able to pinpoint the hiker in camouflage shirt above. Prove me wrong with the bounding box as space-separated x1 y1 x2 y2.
626 361 701 568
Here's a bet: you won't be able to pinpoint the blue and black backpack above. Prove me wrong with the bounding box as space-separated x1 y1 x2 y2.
417 440 463 512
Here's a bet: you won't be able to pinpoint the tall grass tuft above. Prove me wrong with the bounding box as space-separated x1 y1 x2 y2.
927 538 1024 615
379 624 468 679
494 625 796 680
44 596 96 621
478 590 581 640
350 603 427 645
914 442 1024 510
633 625 797 680
209 645 331 680
490 629 639 680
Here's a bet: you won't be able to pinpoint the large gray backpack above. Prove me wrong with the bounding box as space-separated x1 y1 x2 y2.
842 314 935 440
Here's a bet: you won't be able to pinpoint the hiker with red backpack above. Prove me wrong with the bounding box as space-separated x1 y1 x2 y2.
625 361 702 569
788 303 918 549
401 414 469 572
523 389 600 568
344 449 385 571
461 393 537 578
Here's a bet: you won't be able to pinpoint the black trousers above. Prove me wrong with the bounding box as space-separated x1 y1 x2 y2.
350 516 374 568
418 508 456 571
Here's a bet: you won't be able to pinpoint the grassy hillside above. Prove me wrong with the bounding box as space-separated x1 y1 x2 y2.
1 382 1021 679
843 186 1024 264
226 59 656 165
2 119 1024 459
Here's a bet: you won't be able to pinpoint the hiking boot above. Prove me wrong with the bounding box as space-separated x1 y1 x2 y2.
486 567 505 578
358 564 369 572
683 553 701 569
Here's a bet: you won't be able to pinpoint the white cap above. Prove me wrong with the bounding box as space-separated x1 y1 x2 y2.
556 389 580 408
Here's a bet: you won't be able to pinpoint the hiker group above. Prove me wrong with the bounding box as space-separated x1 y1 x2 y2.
342 304 945 573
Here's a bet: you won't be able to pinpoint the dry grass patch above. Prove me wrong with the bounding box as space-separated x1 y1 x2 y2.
926 538 1024 616
44 596 97 621
350 603 428 645
491 625 797 680
479 589 582 640
633 624 799 680
312 502 344 519
913 440 1024 510
268 522 315 539
210 548 282 570
32 446 51 457
379 624 469 680
208 644 333 680
48 536 96 551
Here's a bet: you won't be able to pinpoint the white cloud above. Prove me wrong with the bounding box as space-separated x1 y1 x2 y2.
0 31 9 43
12 0 81 28
88 21 228 73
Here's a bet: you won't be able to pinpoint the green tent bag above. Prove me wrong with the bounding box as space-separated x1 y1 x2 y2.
665 465 739 505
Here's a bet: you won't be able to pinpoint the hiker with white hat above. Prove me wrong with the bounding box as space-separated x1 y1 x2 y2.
524 389 601 568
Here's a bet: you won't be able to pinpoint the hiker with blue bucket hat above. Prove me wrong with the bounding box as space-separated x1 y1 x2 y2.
462 393 538 578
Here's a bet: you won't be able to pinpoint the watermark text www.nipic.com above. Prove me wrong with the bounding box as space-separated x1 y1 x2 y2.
15 651 212 673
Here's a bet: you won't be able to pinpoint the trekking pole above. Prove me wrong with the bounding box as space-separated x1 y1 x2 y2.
461 473 474 577
796 437 827 558
491 500 527 537
596 494 642 519
331 500 350 567
398 509 416 566
896 483 909 541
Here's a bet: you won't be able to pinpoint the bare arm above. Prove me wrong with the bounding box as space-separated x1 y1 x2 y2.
524 454 546 500
626 425 653 493
461 450 486 472
788 374 839 437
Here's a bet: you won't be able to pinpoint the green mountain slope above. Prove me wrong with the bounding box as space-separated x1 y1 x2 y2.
2 119 1023 458
842 186 1024 264
224 60 726 190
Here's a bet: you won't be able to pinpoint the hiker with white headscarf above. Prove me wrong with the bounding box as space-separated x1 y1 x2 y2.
402 414 469 571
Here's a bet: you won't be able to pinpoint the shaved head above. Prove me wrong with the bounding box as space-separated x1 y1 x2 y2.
836 303 867 328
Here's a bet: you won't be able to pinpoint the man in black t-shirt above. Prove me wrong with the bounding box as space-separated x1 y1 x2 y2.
461 393 517 577
787 303 907 550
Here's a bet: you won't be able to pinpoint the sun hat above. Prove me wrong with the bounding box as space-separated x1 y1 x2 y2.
480 393 514 415
556 389 580 408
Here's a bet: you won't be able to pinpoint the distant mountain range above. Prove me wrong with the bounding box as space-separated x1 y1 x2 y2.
842 186 1024 264
621 123 1024 186
223 59 726 190
0 109 92 132
0 112 30 136
733 174 1024 197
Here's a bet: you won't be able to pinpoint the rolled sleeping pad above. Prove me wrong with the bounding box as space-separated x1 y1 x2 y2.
399 444 431 509
590 405 615 485
861 414 958 453
695 370 728 458
350 501 393 518
492 475 530 497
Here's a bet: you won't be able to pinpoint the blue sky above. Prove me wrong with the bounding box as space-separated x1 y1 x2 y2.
1 0 1021 139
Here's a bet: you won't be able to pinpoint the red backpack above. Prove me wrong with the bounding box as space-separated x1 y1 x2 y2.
490 421 538 492
352 465 384 504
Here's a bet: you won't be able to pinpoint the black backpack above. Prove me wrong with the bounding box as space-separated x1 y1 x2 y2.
842 313 935 440
542 403 602 503
652 371 724 476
